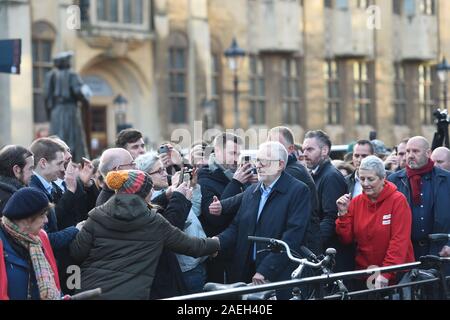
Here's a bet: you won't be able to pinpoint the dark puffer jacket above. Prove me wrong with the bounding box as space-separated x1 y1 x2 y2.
70 193 219 300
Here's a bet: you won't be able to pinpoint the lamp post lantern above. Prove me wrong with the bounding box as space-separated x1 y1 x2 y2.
224 37 245 129
437 57 450 111
113 94 129 133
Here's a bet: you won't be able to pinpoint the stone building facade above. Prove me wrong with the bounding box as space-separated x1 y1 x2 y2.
0 0 449 153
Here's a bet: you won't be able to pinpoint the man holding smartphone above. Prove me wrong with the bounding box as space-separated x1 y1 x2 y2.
197 133 255 283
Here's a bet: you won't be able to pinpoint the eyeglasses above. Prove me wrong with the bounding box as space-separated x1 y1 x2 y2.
114 161 136 171
149 167 167 175
256 158 280 167
353 154 369 159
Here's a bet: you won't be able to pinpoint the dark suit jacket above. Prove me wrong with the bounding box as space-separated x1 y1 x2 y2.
218 171 311 287
29 175 78 250
285 154 321 254
311 159 348 245
198 166 245 237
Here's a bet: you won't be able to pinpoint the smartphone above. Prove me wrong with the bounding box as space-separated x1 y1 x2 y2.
159 145 169 154
183 173 191 184
391 146 397 156
177 168 185 187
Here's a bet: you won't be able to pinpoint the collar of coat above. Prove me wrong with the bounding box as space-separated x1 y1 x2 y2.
312 158 332 177
396 166 448 180
0 176 24 194
251 171 289 196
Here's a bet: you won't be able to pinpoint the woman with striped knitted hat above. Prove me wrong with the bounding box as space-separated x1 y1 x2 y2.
69 169 219 299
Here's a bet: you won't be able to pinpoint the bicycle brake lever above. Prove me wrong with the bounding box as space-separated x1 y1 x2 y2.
291 264 304 279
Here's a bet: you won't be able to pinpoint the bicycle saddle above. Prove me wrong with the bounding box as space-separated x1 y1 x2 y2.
203 282 247 292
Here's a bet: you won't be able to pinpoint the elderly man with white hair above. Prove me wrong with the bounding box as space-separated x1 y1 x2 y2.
211 141 311 299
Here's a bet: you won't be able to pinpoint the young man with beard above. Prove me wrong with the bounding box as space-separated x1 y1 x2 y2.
198 133 255 282
302 130 352 272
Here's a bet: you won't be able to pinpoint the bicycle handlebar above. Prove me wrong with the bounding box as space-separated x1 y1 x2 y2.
428 233 450 241
300 245 319 263
67 288 102 300
248 236 276 243
247 236 333 271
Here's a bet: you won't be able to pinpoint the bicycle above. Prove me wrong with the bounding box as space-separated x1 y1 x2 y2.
203 237 347 300
248 236 348 300
395 233 450 300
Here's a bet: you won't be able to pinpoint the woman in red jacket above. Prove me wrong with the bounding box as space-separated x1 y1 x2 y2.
336 155 414 289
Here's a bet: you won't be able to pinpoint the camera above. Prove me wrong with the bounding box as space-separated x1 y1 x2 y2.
433 109 450 123
159 145 169 154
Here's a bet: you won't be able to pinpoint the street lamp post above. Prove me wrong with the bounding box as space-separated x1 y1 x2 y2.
224 38 245 129
437 57 450 111
432 58 450 149
113 94 129 134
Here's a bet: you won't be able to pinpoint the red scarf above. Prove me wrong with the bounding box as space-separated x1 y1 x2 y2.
405 159 434 206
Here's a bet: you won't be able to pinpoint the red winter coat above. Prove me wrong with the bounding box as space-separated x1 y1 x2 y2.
0 229 60 300
335 181 414 282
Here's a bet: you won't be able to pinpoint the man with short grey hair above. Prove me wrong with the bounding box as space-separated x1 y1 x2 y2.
213 141 311 299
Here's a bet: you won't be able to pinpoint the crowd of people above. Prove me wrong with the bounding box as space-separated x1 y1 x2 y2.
1 126 450 300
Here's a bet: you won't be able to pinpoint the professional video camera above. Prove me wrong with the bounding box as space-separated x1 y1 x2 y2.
431 108 450 150
433 109 450 123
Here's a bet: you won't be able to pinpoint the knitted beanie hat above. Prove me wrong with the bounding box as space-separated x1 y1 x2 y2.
2 187 49 220
106 170 153 198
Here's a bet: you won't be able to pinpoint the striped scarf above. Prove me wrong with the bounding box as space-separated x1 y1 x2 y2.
1 217 60 300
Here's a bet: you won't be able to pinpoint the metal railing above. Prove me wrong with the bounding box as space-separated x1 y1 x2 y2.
165 262 429 300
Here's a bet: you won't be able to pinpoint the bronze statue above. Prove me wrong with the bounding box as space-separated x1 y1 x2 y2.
44 52 91 162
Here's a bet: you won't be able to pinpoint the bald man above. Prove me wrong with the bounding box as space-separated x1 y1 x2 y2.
96 148 136 206
431 147 450 171
389 137 450 263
